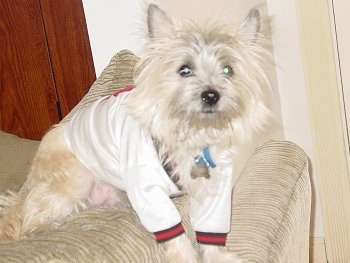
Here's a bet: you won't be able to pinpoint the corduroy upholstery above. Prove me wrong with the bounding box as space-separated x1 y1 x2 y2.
0 50 311 262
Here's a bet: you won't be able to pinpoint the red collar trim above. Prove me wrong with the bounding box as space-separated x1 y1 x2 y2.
113 85 135 97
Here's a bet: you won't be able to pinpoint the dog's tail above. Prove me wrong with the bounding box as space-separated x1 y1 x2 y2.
0 190 25 240
0 191 17 209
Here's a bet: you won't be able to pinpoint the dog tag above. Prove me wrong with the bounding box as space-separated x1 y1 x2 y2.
191 164 210 179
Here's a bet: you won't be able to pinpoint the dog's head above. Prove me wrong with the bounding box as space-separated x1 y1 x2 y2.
127 4 272 150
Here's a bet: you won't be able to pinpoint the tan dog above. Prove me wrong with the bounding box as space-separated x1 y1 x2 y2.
0 4 271 263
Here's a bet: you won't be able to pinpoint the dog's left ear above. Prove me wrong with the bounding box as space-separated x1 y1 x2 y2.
147 4 174 38
237 9 261 44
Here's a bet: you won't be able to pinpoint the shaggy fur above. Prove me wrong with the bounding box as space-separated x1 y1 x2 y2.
0 4 271 263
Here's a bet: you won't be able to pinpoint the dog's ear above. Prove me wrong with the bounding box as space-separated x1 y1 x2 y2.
147 4 174 38
237 9 260 44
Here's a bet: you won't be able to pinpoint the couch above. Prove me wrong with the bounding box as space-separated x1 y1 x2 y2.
0 50 311 263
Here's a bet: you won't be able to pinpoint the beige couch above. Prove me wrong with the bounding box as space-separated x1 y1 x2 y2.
0 50 311 263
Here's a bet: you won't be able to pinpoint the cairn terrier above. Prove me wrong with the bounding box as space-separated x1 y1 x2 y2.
0 4 271 263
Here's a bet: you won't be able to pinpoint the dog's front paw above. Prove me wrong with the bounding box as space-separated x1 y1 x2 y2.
160 234 199 263
200 245 243 263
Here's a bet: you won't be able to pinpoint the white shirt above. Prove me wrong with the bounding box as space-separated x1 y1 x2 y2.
64 90 182 233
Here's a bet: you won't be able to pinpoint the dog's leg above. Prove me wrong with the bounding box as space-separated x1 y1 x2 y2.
200 245 242 263
0 125 94 240
87 182 130 208
160 234 199 263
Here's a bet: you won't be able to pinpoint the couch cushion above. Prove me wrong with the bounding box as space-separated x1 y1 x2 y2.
0 131 39 192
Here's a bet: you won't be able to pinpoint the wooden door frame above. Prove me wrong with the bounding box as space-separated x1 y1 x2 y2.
294 0 350 261
266 0 350 261
331 0 350 159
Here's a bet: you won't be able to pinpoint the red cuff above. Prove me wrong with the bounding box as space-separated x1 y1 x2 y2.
153 223 185 243
195 232 227 246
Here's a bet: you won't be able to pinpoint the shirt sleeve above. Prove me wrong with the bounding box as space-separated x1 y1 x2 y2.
118 108 184 242
189 167 233 246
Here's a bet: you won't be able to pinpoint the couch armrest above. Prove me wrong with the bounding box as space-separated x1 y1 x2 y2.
61 49 138 124
227 140 311 263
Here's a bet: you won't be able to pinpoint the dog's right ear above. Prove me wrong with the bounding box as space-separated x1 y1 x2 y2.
147 4 174 38
236 9 261 45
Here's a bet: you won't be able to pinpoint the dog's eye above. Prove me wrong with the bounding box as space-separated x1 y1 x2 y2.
223 65 233 76
178 65 193 77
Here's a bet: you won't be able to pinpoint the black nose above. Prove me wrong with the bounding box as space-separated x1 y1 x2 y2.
201 89 220 106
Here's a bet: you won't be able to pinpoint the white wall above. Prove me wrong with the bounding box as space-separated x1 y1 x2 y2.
82 0 145 77
82 0 324 237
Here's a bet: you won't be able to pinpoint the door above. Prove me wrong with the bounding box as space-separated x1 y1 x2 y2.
0 0 95 140
0 0 60 140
